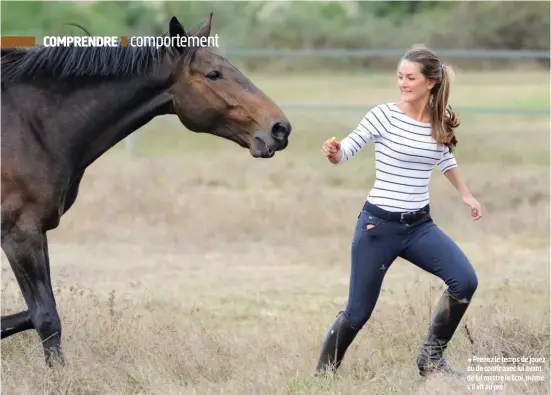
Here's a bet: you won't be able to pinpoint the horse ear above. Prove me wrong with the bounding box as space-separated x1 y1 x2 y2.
169 16 186 53
169 16 186 38
196 12 213 38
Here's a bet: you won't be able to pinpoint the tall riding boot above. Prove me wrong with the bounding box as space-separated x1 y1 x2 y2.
417 289 470 377
315 311 359 376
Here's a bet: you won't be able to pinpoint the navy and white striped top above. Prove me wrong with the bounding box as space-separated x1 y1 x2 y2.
337 103 457 212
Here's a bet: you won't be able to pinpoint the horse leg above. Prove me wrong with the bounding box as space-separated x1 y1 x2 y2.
1 311 34 338
1 233 55 339
2 226 63 366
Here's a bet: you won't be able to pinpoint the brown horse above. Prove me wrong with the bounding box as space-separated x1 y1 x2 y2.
0 14 291 366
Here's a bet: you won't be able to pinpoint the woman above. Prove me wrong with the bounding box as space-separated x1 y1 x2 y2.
316 45 482 378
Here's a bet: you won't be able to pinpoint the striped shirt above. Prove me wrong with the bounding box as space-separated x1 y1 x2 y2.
337 103 457 212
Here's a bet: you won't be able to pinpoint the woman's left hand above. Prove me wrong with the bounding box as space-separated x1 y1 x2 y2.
463 195 482 221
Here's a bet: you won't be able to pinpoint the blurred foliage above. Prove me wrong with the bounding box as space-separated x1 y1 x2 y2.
2 1 549 71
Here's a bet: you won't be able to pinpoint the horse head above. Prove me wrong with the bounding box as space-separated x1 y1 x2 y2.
166 15 291 158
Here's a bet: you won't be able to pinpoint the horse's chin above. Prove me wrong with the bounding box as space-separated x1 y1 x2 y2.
249 136 277 158
197 126 285 159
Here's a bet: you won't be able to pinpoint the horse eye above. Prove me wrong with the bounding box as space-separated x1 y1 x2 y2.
206 71 221 80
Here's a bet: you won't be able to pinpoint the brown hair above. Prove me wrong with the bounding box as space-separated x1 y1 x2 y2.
402 45 460 152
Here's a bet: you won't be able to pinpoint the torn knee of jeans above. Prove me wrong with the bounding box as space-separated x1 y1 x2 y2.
445 289 471 304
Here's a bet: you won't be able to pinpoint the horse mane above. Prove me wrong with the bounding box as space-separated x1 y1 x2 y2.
1 19 213 84
1 41 176 83
2 47 23 57
1 32 214 84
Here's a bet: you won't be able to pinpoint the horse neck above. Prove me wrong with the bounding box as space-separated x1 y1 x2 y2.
55 74 173 170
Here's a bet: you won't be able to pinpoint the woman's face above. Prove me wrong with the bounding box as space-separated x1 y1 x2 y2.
397 59 435 104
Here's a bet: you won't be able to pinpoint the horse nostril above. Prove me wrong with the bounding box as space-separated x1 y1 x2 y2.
271 120 291 141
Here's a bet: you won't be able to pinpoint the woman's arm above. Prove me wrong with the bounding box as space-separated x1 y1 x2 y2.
323 106 385 165
443 167 471 199
443 167 483 221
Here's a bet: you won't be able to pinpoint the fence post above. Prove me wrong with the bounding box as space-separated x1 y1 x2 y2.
125 134 135 157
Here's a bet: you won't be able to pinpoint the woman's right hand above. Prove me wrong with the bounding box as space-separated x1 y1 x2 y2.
321 136 342 163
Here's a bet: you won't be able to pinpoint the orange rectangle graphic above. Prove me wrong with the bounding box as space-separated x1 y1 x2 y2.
120 36 128 47
1 36 36 48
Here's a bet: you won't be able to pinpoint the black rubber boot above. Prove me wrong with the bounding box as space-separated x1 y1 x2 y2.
315 311 359 376
417 289 470 377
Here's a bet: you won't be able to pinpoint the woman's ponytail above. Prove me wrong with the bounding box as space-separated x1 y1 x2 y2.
430 64 460 152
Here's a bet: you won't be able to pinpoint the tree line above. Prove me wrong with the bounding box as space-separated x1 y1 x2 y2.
2 1 549 71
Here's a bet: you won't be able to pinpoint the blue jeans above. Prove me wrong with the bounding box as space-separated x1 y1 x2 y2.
344 201 478 331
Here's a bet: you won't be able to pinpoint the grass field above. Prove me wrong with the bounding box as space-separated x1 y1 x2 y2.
1 71 550 394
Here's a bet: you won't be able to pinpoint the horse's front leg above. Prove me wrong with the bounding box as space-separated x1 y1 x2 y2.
1 222 63 366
